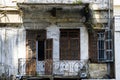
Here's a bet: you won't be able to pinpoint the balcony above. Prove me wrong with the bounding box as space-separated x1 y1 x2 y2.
18 58 89 79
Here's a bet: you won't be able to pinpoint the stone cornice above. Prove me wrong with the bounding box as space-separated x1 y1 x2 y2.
17 3 86 12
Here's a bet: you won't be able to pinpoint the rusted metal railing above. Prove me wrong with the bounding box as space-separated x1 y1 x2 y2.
18 58 89 78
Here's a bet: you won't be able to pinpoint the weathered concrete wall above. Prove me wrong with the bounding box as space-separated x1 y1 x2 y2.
114 16 120 80
80 26 88 60
47 24 60 61
0 27 26 76
0 0 112 24
114 0 120 79
89 63 107 79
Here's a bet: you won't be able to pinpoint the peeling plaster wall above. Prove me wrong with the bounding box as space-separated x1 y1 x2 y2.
80 26 88 60
0 27 26 76
89 63 107 78
114 1 120 78
47 24 60 61
114 16 120 80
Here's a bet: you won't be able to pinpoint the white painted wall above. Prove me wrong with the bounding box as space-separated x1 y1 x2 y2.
80 26 88 60
114 16 120 80
0 27 26 76
114 0 120 79
17 27 26 75
47 24 60 61
0 29 6 76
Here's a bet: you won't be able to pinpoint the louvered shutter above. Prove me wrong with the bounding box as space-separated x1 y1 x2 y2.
45 39 53 75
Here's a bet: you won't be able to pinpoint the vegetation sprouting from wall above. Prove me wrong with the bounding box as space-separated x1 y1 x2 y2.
73 1 94 33
81 3 94 33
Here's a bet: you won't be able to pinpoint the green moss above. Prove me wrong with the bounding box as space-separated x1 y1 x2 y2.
73 0 82 4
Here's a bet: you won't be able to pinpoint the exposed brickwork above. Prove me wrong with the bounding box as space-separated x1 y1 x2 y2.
89 32 98 63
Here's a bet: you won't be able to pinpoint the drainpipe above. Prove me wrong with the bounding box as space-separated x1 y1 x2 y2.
108 0 111 30
107 0 111 76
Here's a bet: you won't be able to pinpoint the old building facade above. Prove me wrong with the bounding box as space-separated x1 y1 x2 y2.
0 0 116 80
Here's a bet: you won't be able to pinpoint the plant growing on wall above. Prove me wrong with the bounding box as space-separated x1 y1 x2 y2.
73 1 94 33
80 3 94 33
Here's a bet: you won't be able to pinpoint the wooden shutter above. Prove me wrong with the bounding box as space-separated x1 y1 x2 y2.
26 30 46 75
45 39 53 60
69 31 80 60
60 29 80 60
26 39 36 75
45 39 53 75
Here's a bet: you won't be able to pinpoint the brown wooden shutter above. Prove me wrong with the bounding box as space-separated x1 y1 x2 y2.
60 29 80 60
26 30 46 75
45 39 53 60
89 32 98 63
26 39 36 75
45 39 53 75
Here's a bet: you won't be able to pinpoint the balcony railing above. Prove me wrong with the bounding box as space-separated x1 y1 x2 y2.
18 58 89 78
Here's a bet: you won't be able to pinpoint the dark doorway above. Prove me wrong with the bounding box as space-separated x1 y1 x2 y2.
38 40 45 61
